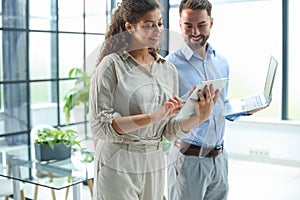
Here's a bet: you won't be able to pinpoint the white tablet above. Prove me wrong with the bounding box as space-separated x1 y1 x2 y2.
176 78 229 119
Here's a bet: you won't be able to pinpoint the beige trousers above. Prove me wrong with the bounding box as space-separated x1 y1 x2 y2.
93 140 165 200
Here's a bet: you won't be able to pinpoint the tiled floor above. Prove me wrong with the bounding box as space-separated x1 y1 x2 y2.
15 159 300 200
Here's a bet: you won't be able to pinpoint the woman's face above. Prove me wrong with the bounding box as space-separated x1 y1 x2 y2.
128 8 164 49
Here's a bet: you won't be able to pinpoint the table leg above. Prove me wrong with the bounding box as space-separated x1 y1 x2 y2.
87 179 93 197
34 185 39 200
73 183 82 200
12 164 21 200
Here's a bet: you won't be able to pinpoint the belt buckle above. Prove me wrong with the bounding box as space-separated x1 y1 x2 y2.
215 146 222 151
211 146 223 158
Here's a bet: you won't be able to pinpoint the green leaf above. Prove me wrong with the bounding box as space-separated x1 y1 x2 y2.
63 67 90 125
34 127 81 149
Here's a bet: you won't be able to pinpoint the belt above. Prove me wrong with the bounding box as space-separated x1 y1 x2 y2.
114 142 162 153
174 141 223 158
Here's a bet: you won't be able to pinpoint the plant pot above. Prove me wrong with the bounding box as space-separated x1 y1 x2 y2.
34 143 71 162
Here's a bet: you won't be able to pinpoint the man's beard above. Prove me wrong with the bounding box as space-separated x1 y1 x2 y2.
185 34 210 50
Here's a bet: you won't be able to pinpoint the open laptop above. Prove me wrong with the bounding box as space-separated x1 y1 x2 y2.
226 56 278 116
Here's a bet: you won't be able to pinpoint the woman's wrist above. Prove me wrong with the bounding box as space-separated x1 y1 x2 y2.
150 107 167 124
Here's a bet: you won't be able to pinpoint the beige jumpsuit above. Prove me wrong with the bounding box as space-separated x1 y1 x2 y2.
89 52 185 200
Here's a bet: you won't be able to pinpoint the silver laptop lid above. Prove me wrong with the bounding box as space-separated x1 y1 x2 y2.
263 56 278 100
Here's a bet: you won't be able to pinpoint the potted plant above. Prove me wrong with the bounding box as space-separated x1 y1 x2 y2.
34 127 81 161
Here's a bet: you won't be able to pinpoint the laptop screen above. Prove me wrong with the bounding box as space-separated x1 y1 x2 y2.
264 56 278 97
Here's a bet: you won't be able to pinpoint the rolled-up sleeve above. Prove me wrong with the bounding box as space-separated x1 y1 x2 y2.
163 116 186 141
89 55 124 142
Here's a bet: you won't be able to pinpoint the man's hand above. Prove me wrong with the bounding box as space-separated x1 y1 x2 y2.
247 96 272 115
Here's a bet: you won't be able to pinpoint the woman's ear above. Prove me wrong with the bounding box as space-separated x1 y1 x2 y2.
125 22 133 33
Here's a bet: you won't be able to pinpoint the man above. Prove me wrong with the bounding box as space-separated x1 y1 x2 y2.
166 0 268 199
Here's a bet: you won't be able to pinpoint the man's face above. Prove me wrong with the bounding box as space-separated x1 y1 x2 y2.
179 8 213 50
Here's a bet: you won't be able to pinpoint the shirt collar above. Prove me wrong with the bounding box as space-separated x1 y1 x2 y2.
120 51 131 60
180 42 216 60
119 50 165 63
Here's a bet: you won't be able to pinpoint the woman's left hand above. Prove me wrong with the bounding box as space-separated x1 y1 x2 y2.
191 84 220 122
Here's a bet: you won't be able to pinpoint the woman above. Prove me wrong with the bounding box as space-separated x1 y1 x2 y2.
89 0 219 199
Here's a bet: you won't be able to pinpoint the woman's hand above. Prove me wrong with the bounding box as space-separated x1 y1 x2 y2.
178 83 220 133
190 84 220 122
150 96 185 123
112 96 185 134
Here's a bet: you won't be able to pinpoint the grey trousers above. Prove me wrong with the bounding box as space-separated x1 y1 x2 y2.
167 144 229 200
93 140 165 200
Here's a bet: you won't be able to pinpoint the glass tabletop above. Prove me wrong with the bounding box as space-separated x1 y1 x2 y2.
0 146 94 190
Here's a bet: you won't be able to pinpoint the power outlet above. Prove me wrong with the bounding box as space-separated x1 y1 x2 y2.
249 149 270 157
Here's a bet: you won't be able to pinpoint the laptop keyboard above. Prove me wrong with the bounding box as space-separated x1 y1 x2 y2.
241 95 263 110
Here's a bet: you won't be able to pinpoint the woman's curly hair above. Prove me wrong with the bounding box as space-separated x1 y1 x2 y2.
97 0 162 65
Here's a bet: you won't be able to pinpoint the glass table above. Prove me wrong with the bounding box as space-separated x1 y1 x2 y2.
0 146 94 200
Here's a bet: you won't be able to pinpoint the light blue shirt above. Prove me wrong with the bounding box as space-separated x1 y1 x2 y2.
166 43 245 148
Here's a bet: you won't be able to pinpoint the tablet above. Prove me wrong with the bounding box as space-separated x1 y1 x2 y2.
176 78 229 119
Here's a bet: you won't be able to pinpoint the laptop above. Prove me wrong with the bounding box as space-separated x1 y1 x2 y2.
176 78 229 119
226 56 278 116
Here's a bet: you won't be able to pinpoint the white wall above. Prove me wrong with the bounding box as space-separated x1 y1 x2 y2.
225 118 300 166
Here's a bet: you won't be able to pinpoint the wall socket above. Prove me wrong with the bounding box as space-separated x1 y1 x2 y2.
249 149 270 157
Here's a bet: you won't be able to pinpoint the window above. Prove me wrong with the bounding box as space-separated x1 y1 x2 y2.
0 0 111 148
